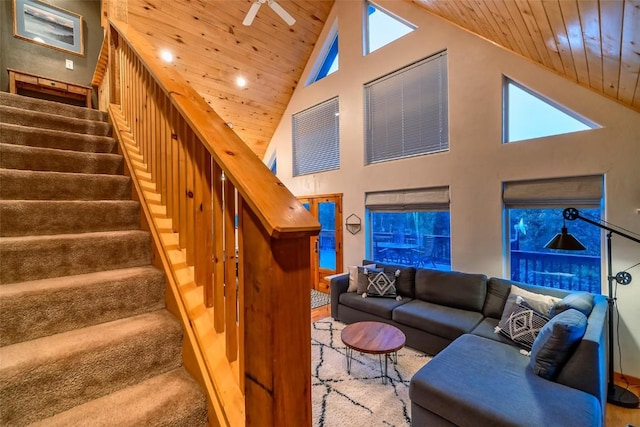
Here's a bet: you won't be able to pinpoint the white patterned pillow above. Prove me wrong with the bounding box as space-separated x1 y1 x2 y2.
363 269 402 300
496 297 549 350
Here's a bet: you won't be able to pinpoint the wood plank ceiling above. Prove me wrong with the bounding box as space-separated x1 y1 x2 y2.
117 0 639 159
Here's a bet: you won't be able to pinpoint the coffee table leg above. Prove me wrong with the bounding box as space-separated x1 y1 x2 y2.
384 354 388 384
377 354 388 384
346 347 352 374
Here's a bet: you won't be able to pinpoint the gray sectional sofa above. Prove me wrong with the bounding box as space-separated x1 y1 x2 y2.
329 260 607 427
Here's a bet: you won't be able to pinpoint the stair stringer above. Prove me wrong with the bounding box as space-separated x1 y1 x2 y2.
108 104 245 427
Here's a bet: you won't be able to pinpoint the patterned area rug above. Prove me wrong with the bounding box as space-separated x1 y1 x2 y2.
311 290 331 309
311 319 431 426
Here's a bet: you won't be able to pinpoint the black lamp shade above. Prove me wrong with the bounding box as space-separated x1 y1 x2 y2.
544 226 587 251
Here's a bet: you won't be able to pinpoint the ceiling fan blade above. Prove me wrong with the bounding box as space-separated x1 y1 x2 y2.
268 0 296 26
243 1 261 26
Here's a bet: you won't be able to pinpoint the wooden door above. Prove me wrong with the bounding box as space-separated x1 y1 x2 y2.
299 194 343 293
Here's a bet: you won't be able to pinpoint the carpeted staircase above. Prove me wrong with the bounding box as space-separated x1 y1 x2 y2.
0 91 208 426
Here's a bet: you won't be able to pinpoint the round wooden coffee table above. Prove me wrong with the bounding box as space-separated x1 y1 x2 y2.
341 321 406 384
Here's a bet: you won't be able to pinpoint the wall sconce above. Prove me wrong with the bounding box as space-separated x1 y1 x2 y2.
345 214 361 235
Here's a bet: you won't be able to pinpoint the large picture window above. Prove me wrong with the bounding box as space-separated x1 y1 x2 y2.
364 52 448 164
292 97 340 176
367 188 451 271
504 176 603 293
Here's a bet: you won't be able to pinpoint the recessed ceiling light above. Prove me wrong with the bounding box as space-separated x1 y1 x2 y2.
160 50 173 63
236 76 247 88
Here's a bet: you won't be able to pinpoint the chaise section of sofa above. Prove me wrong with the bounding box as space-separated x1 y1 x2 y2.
409 334 603 427
329 260 608 426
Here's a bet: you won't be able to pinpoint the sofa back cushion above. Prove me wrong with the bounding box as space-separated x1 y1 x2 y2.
414 269 487 312
363 260 416 298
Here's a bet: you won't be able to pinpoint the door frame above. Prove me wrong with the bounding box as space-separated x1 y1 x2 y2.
298 193 343 292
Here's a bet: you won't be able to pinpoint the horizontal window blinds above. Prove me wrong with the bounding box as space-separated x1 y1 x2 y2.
292 97 340 176
365 51 448 164
366 187 449 210
503 175 603 208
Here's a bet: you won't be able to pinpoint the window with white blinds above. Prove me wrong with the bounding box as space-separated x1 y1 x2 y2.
292 97 340 176
365 51 448 165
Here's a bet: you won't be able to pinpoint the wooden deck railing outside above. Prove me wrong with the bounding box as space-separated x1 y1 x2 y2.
97 19 319 426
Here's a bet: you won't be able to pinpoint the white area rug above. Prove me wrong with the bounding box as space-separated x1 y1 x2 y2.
312 319 431 427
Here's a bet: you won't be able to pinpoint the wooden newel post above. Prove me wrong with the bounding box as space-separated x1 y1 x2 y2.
241 207 314 427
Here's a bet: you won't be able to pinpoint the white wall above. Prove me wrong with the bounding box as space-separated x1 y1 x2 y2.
265 0 640 378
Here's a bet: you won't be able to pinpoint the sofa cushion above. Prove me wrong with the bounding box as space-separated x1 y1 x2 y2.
530 308 588 380
482 277 514 318
364 260 416 298
356 266 381 295
470 317 517 346
392 299 483 341
414 269 487 312
498 285 561 325
497 299 550 350
483 278 570 318
348 263 375 292
550 292 594 318
338 292 410 320
364 269 399 298
410 334 602 427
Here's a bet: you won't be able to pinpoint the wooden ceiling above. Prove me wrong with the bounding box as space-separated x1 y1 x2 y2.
116 0 639 159
123 0 334 159
411 0 640 113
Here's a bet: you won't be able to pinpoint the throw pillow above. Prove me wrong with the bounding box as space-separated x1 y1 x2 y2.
549 292 594 318
496 297 549 349
529 308 588 380
363 269 401 299
348 263 376 293
356 266 381 295
498 285 560 328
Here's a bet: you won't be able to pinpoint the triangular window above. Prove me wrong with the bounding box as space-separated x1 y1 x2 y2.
365 1 415 55
308 21 338 84
504 79 600 143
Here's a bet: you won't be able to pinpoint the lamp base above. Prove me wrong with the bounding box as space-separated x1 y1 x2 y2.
608 384 639 408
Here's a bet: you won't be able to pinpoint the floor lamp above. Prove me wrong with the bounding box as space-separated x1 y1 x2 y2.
545 207 640 408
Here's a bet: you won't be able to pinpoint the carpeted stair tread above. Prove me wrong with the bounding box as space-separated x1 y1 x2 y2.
0 92 206 425
0 230 151 284
0 105 111 137
0 266 165 346
0 200 139 236
0 123 117 153
0 91 107 122
0 169 131 201
0 200 140 237
0 143 124 174
30 368 208 427
0 310 183 425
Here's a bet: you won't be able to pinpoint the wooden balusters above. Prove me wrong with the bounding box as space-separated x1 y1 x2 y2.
213 163 225 327
105 18 319 426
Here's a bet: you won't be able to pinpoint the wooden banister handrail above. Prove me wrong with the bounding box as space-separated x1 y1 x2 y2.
109 18 318 239
102 17 318 427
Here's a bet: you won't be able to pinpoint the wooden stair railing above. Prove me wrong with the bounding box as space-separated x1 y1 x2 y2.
95 19 320 427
